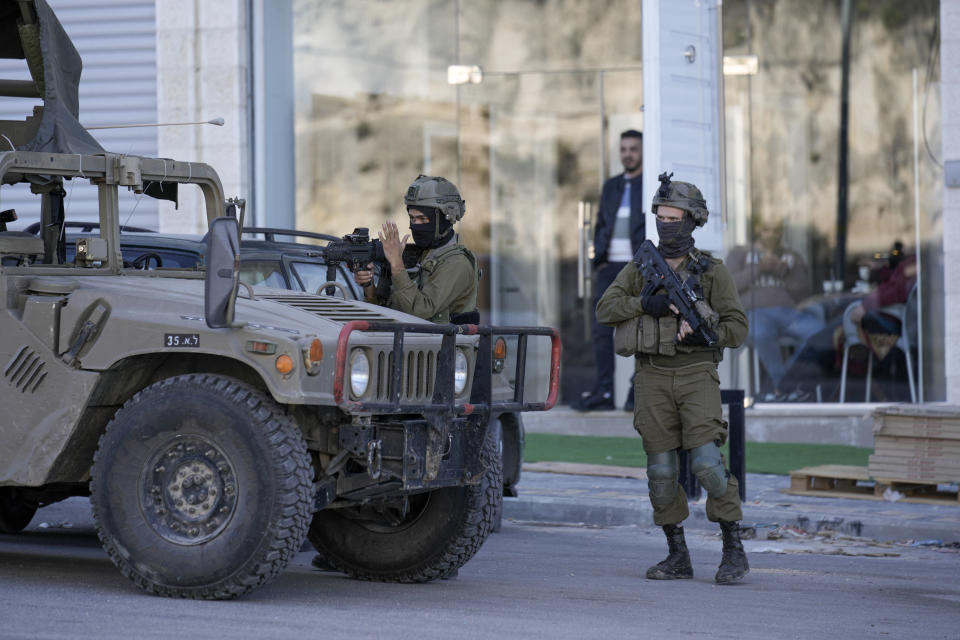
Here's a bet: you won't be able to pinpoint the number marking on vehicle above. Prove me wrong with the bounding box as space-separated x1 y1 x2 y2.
164 333 200 347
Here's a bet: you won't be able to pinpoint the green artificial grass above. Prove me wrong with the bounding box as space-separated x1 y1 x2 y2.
523 433 872 476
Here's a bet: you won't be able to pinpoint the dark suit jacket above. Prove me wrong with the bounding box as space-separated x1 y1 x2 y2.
593 173 645 265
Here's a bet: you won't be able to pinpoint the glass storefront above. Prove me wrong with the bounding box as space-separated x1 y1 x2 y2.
281 0 942 404
289 0 644 402
722 0 942 402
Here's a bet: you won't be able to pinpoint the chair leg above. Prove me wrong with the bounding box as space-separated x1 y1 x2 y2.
904 348 917 403
752 347 760 398
840 344 850 403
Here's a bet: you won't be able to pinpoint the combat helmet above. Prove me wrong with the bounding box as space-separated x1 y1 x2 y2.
404 174 466 224
651 172 709 227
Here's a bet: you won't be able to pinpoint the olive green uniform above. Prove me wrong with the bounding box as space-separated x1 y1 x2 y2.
596 251 748 526
387 235 478 324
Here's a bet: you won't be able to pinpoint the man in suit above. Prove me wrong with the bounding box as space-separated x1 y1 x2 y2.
574 129 646 411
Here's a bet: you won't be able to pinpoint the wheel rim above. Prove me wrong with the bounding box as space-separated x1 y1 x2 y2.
140 435 238 545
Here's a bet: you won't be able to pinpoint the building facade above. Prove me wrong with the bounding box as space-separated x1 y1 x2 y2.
3 0 953 404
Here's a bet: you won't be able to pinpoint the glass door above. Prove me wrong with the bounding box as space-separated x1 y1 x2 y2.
459 71 605 403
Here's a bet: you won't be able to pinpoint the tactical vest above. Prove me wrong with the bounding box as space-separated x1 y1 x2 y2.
615 249 721 358
414 243 479 324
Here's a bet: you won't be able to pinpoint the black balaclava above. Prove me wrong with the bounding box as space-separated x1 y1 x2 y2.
410 207 454 249
656 213 696 258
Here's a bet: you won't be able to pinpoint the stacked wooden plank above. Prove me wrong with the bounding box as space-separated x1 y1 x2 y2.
868 405 960 484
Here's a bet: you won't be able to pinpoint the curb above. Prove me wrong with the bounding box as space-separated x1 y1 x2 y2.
504 469 960 544
503 495 960 543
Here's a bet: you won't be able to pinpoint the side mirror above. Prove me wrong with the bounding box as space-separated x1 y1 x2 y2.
205 216 241 328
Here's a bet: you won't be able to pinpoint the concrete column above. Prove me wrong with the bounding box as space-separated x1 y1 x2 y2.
942 0 960 403
155 0 249 233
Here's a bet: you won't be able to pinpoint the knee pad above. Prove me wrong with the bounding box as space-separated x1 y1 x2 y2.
646 450 679 507
689 442 728 498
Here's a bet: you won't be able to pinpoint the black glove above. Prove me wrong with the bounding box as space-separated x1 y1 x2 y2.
592 253 608 269
678 329 708 346
641 294 673 318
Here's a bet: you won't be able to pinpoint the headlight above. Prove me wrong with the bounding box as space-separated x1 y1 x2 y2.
349 349 370 397
454 348 469 395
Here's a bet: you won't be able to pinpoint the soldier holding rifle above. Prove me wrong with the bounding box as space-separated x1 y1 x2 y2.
351 174 479 324
596 173 750 584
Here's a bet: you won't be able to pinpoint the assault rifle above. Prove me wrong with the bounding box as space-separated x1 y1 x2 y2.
635 239 718 346
322 227 387 295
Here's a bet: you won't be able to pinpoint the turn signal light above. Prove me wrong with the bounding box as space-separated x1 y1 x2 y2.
303 338 323 376
493 337 507 373
309 338 323 363
275 354 294 375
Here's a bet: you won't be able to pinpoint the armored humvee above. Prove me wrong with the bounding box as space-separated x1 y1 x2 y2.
28 223 527 499
0 0 559 600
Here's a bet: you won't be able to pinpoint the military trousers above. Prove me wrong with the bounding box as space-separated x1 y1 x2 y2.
633 358 743 525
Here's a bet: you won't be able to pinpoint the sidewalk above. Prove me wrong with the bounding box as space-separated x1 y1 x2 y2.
524 404 879 447
505 464 960 544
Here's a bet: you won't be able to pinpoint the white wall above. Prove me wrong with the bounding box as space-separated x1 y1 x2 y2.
941 0 960 403
155 0 250 232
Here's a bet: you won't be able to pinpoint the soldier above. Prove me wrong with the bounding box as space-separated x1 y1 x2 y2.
315 175 479 573
596 173 750 584
355 174 479 324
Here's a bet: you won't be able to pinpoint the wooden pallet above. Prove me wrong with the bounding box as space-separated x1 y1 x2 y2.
786 464 960 505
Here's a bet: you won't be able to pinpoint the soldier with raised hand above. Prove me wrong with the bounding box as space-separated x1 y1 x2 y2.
315 175 480 573
354 174 480 324
596 173 750 584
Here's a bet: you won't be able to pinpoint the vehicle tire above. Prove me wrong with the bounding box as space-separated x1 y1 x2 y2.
89 374 314 599
499 412 524 497
308 426 503 582
489 419 505 533
0 488 38 534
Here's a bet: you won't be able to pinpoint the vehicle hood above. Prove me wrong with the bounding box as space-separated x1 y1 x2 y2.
48 275 428 336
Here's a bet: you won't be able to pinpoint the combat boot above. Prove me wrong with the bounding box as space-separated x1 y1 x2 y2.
646 523 693 580
715 520 750 584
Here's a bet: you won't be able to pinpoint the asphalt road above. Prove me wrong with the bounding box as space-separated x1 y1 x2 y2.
1 498 959 639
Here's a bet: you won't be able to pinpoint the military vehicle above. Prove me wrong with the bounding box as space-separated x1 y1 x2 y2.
0 0 559 599
25 223 527 498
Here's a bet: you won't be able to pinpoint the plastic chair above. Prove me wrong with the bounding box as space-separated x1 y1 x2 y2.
839 284 917 403
899 284 919 402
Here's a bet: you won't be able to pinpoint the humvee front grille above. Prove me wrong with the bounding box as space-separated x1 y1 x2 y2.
258 294 394 322
375 349 437 401
4 345 47 393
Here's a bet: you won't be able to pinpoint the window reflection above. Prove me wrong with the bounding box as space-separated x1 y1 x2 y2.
722 0 941 402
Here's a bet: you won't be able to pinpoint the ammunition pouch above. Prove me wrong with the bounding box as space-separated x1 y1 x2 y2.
614 315 678 357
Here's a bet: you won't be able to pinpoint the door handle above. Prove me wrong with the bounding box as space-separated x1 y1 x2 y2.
579 202 594 340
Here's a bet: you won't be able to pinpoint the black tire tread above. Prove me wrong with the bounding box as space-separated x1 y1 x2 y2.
89 373 313 600
312 430 503 583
